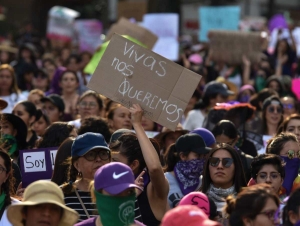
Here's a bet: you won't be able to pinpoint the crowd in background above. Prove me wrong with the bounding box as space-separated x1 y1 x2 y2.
1 16 300 226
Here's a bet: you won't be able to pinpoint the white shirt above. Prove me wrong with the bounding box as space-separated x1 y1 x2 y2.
183 109 205 131
0 197 20 226
1 93 27 114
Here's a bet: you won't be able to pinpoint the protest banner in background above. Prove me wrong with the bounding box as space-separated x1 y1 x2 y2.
20 148 58 187
142 13 179 61
118 0 147 21
292 78 300 101
74 19 102 53
47 6 80 42
88 34 202 130
106 17 158 50
198 6 240 42
208 30 263 65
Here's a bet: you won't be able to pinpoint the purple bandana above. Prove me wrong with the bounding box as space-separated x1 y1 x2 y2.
281 156 300 195
174 159 205 195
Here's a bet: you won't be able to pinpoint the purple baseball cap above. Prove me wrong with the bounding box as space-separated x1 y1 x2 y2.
94 162 142 195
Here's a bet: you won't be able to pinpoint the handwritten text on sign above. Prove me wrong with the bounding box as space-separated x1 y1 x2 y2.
88 34 201 130
23 152 46 173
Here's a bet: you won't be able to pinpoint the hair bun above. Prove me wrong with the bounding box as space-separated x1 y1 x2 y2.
225 195 236 215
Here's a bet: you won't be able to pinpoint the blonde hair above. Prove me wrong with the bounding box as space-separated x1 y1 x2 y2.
0 64 20 95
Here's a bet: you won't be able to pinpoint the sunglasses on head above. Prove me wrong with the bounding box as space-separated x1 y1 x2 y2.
268 106 282 114
286 150 300 159
208 157 234 168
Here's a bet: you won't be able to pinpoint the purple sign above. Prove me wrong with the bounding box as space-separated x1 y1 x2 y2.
20 147 58 187
268 14 288 32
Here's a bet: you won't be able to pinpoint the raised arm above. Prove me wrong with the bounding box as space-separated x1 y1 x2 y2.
129 104 169 200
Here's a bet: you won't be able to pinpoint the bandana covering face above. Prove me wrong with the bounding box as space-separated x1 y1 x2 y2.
0 192 6 210
281 156 300 195
0 134 17 156
95 191 136 226
174 159 205 195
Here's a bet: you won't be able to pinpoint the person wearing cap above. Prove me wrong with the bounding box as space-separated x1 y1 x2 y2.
41 94 65 123
62 132 111 222
0 64 27 114
153 124 189 165
75 162 144 226
110 104 169 225
163 134 211 208
190 128 217 148
161 205 221 226
183 81 234 131
179 191 218 221
7 180 79 226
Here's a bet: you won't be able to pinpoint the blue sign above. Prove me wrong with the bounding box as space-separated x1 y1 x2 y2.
199 6 240 42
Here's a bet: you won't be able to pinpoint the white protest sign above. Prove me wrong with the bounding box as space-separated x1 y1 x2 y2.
50 150 58 170
47 6 80 42
142 14 179 61
23 152 46 173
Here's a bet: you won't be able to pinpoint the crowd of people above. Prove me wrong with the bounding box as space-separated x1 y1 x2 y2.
1 15 300 226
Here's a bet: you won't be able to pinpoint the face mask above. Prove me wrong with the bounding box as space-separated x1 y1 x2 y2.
174 158 205 195
239 95 251 103
0 134 17 156
281 156 300 195
255 76 266 92
95 190 136 226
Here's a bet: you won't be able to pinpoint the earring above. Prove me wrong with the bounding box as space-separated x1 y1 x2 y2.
78 172 82 177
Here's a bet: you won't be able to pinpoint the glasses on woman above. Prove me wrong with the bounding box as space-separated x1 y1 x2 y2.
283 104 295 109
208 157 234 168
258 209 280 222
83 150 110 161
79 102 98 109
268 106 283 114
257 172 281 181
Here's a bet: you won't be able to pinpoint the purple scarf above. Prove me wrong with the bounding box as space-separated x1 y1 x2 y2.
281 156 300 195
174 159 205 195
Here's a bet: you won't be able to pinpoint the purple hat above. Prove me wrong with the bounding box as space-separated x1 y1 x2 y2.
94 162 142 195
190 128 216 147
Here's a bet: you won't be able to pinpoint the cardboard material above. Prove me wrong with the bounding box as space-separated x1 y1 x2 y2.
118 0 147 21
20 148 58 187
208 30 263 65
88 34 202 130
106 17 158 49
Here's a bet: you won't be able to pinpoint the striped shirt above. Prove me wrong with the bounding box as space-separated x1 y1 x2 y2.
64 190 98 222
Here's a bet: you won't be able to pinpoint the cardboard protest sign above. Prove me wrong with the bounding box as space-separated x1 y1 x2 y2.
20 148 58 187
199 6 240 42
106 17 158 49
118 0 147 21
74 19 102 53
142 13 179 61
47 6 80 42
208 30 263 65
88 34 202 130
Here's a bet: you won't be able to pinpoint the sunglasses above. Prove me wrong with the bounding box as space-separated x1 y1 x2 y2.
286 150 300 159
208 157 234 168
283 104 295 109
83 150 110 161
268 106 283 114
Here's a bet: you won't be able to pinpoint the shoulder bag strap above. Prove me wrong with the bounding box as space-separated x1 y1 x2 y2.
75 189 90 219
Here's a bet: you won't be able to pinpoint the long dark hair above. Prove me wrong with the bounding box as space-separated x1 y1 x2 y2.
225 184 279 226
262 95 283 134
283 188 300 226
0 150 15 212
110 134 160 174
14 101 42 126
163 144 181 172
51 137 74 186
200 143 247 193
36 122 74 148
